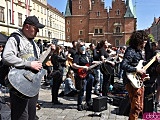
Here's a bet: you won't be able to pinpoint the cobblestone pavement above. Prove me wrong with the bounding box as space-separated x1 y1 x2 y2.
1 80 160 120
36 83 143 120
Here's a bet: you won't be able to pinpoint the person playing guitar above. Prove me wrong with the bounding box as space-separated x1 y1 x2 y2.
121 30 151 120
99 40 115 96
72 40 99 111
2 16 45 120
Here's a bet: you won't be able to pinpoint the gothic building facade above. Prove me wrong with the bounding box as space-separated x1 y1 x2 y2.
65 0 136 46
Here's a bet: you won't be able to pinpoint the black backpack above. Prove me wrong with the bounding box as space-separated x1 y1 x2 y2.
0 33 21 87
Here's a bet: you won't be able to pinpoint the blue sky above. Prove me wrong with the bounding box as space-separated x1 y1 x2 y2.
48 0 160 30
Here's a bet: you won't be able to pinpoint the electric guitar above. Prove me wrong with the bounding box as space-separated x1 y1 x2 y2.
126 54 159 88
8 46 51 97
78 61 103 79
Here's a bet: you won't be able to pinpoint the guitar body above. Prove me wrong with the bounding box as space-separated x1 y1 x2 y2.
77 63 90 79
127 54 160 88
66 57 73 67
100 62 114 75
8 68 46 97
7 47 51 97
126 60 149 88
46 59 53 66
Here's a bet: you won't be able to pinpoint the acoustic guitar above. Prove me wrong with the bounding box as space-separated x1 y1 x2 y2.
45 58 53 66
66 57 73 67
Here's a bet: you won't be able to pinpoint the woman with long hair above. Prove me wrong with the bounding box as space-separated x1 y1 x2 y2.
50 45 66 105
64 70 79 97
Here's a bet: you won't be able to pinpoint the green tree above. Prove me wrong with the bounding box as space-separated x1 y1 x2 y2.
148 34 154 42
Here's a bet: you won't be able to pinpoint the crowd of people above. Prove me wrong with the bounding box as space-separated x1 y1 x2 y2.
1 15 160 120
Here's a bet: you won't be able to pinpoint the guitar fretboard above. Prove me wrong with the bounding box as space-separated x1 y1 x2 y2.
143 56 156 70
39 46 51 63
89 61 102 70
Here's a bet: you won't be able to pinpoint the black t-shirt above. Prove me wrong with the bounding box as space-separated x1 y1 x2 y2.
68 47 77 58
73 53 92 66
99 47 109 59
51 53 66 72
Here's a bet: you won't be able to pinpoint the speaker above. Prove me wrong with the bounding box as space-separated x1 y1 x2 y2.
143 94 154 112
92 96 108 112
118 95 130 115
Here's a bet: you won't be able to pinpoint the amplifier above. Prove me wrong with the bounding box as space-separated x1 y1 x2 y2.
92 96 108 112
143 94 154 113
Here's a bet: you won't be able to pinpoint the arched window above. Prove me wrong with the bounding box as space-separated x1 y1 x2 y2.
115 39 120 46
116 27 120 33
116 9 120 15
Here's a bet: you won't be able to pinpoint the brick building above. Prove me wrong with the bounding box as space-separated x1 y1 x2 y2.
150 17 160 42
65 0 136 47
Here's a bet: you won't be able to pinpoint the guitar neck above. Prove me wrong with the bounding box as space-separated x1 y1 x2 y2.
39 46 51 63
143 56 156 70
89 61 102 70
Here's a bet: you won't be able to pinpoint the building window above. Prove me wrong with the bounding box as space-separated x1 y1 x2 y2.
115 26 121 33
0 6 4 22
79 0 82 4
79 5 82 9
115 39 120 46
116 9 120 15
79 30 83 35
67 20 70 24
97 11 100 16
67 28 70 32
94 28 103 34
9 9 11 23
37 5 39 12
41 18 43 25
44 8 46 15
41 7 43 14
80 20 82 23
18 13 22 26
92 0 95 4
42 29 43 36
45 19 46 25
33 3 35 10
50 20 52 27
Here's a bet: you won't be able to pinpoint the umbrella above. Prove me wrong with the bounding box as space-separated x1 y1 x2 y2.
0 33 8 45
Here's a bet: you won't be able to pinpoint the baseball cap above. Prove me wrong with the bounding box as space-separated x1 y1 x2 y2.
24 15 45 28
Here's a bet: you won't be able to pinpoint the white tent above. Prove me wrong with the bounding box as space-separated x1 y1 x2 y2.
58 41 72 47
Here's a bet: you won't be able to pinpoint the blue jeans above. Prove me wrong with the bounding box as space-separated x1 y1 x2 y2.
77 74 94 105
94 68 103 92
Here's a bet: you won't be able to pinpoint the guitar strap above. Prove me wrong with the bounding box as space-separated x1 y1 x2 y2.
31 40 38 59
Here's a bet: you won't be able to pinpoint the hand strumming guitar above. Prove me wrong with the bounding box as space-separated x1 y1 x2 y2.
136 67 146 75
82 65 89 71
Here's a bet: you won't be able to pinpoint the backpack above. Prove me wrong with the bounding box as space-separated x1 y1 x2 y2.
0 33 21 87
